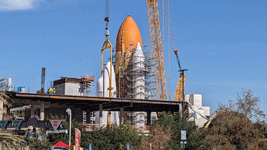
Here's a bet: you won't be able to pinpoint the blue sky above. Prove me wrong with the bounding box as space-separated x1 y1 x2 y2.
0 0 266 114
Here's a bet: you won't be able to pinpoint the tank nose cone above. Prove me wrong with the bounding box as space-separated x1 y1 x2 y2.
116 15 142 53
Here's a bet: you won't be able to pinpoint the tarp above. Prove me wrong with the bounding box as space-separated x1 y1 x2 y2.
53 141 70 148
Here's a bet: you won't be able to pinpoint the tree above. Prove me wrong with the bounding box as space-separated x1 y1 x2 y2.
0 131 24 150
206 111 261 150
236 89 265 121
149 124 171 150
0 78 11 105
255 121 267 139
254 121 267 148
45 113 143 150
24 129 51 150
0 78 13 120
82 122 143 150
205 89 266 150
147 111 208 150
187 128 210 150
0 78 21 150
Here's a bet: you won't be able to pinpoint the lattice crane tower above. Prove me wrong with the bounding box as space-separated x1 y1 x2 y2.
146 0 168 101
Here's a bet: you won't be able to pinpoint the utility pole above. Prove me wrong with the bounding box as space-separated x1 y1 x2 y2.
180 69 187 150
173 50 188 150
181 69 187 130
66 108 72 147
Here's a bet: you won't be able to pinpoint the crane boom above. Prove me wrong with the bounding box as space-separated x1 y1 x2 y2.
146 0 167 101
173 50 186 101
204 111 217 128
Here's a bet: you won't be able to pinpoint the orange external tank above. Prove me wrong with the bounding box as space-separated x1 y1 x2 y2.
115 15 143 98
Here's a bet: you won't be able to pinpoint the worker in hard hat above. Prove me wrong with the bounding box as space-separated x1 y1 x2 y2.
48 87 56 94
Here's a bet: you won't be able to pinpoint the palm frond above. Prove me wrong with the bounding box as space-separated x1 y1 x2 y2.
0 77 13 107
0 132 24 150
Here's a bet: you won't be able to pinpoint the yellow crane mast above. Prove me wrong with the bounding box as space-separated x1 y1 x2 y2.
146 0 168 101
173 74 186 102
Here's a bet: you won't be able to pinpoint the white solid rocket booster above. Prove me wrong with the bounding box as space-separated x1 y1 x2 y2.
132 42 146 127
133 42 145 99
95 62 119 126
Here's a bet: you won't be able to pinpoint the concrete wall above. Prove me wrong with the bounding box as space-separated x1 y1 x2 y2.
54 83 84 96
64 83 83 96
52 81 84 123
189 94 202 107
195 116 208 127
187 94 211 127
54 83 64 95
202 106 210 117
185 94 190 103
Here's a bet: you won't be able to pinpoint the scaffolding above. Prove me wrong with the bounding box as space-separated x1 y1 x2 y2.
143 44 156 101
117 44 155 100
80 75 94 123
80 75 94 96
116 43 156 125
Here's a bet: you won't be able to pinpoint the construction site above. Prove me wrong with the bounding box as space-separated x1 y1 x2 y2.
1 0 210 137
1 0 266 149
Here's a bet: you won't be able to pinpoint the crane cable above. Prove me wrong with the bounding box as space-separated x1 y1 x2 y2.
167 0 171 101
160 0 171 100
187 103 208 120
161 0 182 100
105 0 109 18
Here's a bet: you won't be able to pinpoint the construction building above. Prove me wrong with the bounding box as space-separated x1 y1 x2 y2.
185 94 210 127
53 76 94 96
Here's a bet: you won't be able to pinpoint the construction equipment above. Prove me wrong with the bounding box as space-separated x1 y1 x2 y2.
147 0 186 102
173 73 186 102
173 50 186 101
204 109 233 128
204 111 217 128
101 0 113 98
102 0 113 127
146 0 168 101
188 103 208 120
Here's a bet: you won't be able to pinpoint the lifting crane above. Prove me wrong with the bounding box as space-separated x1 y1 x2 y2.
204 110 229 128
101 0 113 98
173 50 186 102
101 0 188 126
104 0 182 104
101 0 112 127
147 0 186 102
146 0 168 101
204 111 217 128
173 76 185 101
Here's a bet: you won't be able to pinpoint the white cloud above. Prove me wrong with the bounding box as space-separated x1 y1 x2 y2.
0 0 41 11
